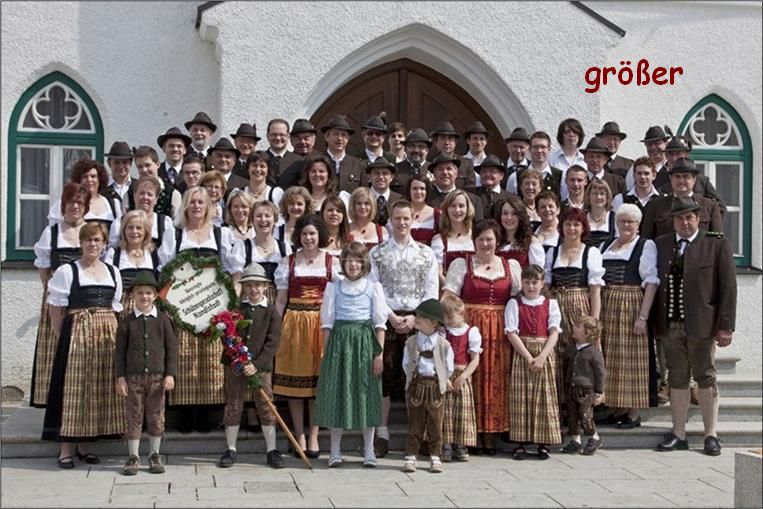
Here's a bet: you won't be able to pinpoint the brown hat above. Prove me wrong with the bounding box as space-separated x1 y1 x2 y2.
596 121 627 140
580 137 614 157
230 123 261 141
640 125 672 143
291 118 317 135
105 141 133 160
429 121 460 138
365 157 396 174
157 127 192 148
665 135 692 153
403 128 432 147
670 196 701 216
321 115 355 135
184 111 217 133
362 112 388 132
504 127 530 143
463 121 490 138
429 152 460 170
668 157 700 175
476 154 504 173
208 137 240 159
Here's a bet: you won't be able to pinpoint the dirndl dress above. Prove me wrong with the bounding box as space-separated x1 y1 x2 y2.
107 247 160 321
410 208 441 246
442 325 480 446
432 234 475 276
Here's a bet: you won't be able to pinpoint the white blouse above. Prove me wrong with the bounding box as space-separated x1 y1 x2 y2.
445 323 483 355
588 210 619 236
176 227 245 274
504 295 562 334
222 225 256 242
243 185 284 212
103 247 155 271
444 257 522 296
497 238 546 267
274 250 343 290
47 259 123 311
33 221 78 269
151 213 176 269
544 245 606 286
249 236 292 263
600 236 660 287
431 234 475 266
534 226 559 250
319 279 391 330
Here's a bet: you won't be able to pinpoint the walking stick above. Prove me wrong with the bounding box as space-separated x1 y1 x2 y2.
259 388 313 470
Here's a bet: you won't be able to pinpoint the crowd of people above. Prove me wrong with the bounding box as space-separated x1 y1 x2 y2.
30 111 737 475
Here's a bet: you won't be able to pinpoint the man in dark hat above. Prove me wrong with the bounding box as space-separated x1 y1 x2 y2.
279 119 320 190
358 112 396 164
503 127 531 191
367 158 402 226
426 153 484 220
321 114 366 193
157 127 192 191
463 121 490 176
641 158 723 240
185 111 217 162
596 121 633 179
230 123 261 180
653 196 736 457
209 138 248 190
582 137 627 197
262 119 302 187
466 155 512 214
392 128 432 195
428 121 477 189
104 141 134 202
508 131 562 199
626 125 671 190
661 135 726 213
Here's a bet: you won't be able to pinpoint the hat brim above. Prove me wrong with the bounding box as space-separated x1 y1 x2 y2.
230 133 262 142
157 133 192 147
365 163 397 174
596 131 627 140
504 136 530 143
184 120 218 133
415 309 444 324
240 276 271 283
210 147 241 159
477 163 505 173
403 139 433 147
362 124 388 133
581 148 613 157
640 136 671 143
670 205 701 216
464 130 490 137
321 125 356 135
430 131 460 139
291 128 318 135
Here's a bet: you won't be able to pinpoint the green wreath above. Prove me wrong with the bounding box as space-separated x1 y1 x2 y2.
157 251 239 335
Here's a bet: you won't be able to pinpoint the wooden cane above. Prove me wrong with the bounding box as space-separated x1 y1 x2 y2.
259 388 313 470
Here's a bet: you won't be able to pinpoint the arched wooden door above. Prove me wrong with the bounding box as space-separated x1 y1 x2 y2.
310 59 508 161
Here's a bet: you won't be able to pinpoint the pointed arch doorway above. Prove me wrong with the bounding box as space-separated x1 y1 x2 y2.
310 58 508 161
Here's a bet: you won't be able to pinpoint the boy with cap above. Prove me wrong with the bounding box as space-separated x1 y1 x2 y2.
115 272 177 476
219 263 284 469
401 298 454 474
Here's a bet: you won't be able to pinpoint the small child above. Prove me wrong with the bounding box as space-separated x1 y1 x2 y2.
504 264 563 460
440 293 481 462
401 298 454 474
562 316 606 456
219 262 284 469
115 272 177 475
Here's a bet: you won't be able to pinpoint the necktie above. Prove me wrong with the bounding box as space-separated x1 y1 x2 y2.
377 195 388 225
412 162 421 175
678 239 689 256
167 166 177 184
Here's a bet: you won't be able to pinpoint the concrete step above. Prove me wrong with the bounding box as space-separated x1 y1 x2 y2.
717 355 742 375
717 374 763 397
640 397 762 422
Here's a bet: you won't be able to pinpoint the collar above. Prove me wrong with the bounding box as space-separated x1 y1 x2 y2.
575 342 591 351
520 295 546 305
675 230 700 245
269 148 287 158
588 169 606 180
627 185 660 198
390 235 415 250
133 305 158 318
365 148 383 161
371 188 391 201
416 330 440 345
508 157 529 168
435 185 456 194
242 296 269 308
464 151 486 163
326 150 345 163
529 163 551 175
406 158 424 167
446 324 469 335
488 183 502 194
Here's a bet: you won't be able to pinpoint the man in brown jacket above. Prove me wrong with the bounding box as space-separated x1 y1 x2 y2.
654 197 736 456
321 114 366 193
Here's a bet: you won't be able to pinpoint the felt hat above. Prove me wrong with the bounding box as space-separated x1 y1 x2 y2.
362 112 388 132
429 152 460 170
415 298 445 324
403 128 433 147
670 196 701 216
184 111 217 133
504 127 530 143
640 125 672 143
105 141 133 159
208 137 240 159
230 123 261 141
365 157 396 174
476 154 504 173
429 121 460 138
131 271 159 289
463 120 490 137
156 127 192 148
320 114 355 135
580 137 614 157
665 135 692 153
596 121 627 140
240 262 271 283
291 118 317 135
668 157 700 175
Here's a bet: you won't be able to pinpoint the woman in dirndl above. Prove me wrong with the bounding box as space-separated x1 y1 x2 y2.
534 190 561 254
42 222 124 468
315 242 388 467
130 175 176 264
222 189 256 244
274 214 342 458
242 151 284 211
31 183 90 408
246 200 290 303
599 203 659 428
431 190 476 287
171 186 245 433
519 168 543 231
584 178 617 248
443 219 521 455
322 195 351 257
276 186 314 248
494 195 545 268
407 175 441 246
348 187 388 250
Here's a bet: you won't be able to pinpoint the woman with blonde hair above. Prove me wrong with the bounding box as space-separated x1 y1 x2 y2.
348 187 388 249
131 175 176 264
199 170 227 226
223 189 256 241
431 190 476 285
584 178 617 248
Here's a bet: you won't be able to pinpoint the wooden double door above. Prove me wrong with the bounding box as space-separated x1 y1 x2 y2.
310 58 508 161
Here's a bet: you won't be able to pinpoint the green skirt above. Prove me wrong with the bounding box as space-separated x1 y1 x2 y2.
315 320 382 429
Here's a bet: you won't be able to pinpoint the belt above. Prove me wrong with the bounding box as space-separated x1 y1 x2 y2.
419 350 434 359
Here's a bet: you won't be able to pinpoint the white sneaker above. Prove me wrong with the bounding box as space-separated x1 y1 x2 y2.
430 455 443 473
401 455 417 473
328 455 343 468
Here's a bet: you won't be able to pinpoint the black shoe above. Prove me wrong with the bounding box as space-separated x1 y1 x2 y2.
537 445 550 460
562 441 582 454
512 446 527 460
703 436 722 456
616 416 642 429
219 449 237 468
582 438 602 455
57 456 75 469
305 449 320 459
595 414 623 426
194 419 212 434
75 450 100 464
266 449 285 468
657 433 689 452
467 446 483 456
374 437 389 458
482 447 497 456
177 419 193 434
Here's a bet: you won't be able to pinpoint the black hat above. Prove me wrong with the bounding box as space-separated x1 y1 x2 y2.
131 271 159 289
429 121 460 138
580 137 614 157
291 118 317 135
184 111 217 133
105 141 133 160
504 127 530 143
403 128 432 147
665 135 692 153
415 298 445 324
365 157 396 174
429 152 460 170
476 154 504 173
596 121 627 140
320 114 355 135
668 157 700 175
208 137 240 159
670 196 701 216
157 127 192 148
362 112 388 132
463 121 490 137
230 123 261 141
640 125 672 143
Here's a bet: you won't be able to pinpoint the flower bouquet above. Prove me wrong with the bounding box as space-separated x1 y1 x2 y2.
205 310 261 389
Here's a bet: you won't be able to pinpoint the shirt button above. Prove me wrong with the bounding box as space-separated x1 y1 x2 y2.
144 368 149 373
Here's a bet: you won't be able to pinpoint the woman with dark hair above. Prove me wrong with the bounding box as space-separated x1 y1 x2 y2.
431 190 476 285
243 152 284 211
42 222 124 468
273 214 342 458
585 179 617 248
443 218 521 454
519 169 543 230
322 195 351 256
495 195 545 268
31 183 91 408
549 118 586 174
387 122 407 163
277 186 314 247
407 174 440 246
300 156 349 211
534 190 561 253
348 187 388 250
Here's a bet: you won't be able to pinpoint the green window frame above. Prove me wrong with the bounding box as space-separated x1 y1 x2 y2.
678 94 753 267
5 72 103 261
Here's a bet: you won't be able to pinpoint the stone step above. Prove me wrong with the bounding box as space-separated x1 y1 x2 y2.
717 355 741 375
639 397 762 422
717 374 763 397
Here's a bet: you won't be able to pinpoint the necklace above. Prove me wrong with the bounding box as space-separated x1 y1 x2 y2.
302 250 319 265
234 224 251 237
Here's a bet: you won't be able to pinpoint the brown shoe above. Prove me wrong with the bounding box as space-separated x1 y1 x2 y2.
148 453 165 474
657 384 670 405
122 455 140 476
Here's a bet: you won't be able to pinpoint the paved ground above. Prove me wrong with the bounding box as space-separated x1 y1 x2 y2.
1 446 740 508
